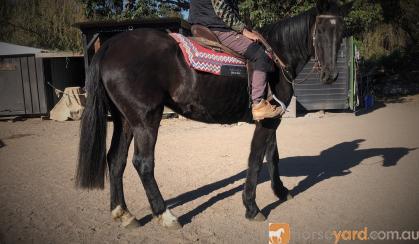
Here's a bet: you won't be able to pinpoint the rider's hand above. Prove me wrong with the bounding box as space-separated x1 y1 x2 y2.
242 29 260 42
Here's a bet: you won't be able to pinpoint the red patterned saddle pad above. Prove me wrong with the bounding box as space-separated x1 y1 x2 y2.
169 33 245 75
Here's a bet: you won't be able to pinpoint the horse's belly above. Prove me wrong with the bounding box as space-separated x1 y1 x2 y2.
169 101 250 124
167 73 252 124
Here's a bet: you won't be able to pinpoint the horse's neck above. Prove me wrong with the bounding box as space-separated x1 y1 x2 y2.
272 17 314 71
262 12 316 105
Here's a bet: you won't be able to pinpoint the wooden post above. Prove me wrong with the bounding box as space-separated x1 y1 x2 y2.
82 33 100 77
94 37 101 53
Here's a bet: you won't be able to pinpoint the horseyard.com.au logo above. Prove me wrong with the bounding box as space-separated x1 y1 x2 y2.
269 223 291 244
268 224 419 243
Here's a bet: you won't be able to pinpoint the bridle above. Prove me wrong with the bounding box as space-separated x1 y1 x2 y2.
312 16 343 69
278 14 343 86
255 14 343 110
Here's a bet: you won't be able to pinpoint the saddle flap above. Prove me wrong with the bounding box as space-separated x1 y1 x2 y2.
191 25 245 61
191 25 221 43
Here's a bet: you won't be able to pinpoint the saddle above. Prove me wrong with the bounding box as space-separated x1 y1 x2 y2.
190 25 245 61
181 25 253 104
170 25 250 78
188 26 289 107
170 26 286 108
169 31 248 78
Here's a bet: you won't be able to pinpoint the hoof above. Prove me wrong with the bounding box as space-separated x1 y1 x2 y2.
122 216 140 229
112 205 125 220
286 193 293 201
112 206 139 229
156 209 182 230
249 212 266 222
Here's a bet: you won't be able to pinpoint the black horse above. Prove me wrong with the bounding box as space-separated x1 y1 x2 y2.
76 0 352 228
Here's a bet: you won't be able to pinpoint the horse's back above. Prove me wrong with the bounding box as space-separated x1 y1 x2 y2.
100 29 181 73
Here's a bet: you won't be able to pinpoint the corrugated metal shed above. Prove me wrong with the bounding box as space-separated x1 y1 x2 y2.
293 38 355 111
0 42 84 117
0 42 44 56
0 43 48 116
0 42 82 57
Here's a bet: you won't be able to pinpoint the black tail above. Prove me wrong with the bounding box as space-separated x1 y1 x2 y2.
76 45 109 189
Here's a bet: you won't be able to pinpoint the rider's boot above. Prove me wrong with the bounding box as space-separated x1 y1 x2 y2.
252 99 284 121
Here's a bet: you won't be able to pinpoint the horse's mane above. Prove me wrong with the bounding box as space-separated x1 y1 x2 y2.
261 8 317 60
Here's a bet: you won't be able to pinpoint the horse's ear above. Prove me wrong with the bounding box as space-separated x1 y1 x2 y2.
316 0 329 13
316 0 336 13
339 1 354 17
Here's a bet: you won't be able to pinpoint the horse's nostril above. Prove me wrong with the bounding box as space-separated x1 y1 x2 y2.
333 72 339 81
320 71 326 81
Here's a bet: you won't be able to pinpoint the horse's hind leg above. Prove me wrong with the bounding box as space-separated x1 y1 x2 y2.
265 131 292 201
131 106 181 229
107 105 138 228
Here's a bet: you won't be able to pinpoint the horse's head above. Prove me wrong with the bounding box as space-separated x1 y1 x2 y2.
314 0 353 84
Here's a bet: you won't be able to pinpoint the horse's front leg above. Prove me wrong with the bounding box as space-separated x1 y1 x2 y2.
265 131 292 201
242 122 271 221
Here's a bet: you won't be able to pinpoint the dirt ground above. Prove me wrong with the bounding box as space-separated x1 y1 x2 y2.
1 95 418 244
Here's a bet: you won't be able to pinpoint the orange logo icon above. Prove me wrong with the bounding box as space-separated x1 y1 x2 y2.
269 223 291 244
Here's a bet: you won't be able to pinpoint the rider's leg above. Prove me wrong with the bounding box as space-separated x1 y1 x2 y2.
213 31 283 120
251 70 267 103
244 43 283 120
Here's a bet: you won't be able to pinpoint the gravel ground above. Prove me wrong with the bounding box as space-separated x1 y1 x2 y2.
0 95 418 244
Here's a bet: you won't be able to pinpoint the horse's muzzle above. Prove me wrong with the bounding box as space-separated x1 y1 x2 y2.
320 68 339 84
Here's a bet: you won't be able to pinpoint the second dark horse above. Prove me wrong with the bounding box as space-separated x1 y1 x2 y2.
76 0 352 229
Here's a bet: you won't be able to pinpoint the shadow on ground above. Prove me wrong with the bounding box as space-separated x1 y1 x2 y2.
139 140 415 225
